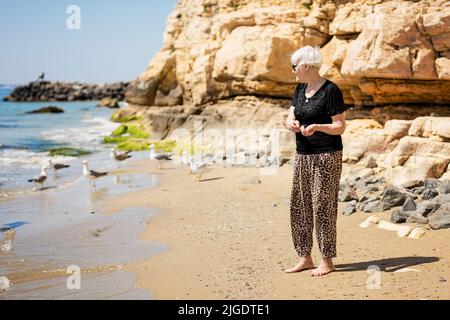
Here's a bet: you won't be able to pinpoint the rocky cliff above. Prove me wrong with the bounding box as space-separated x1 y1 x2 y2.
116 0 450 183
125 0 449 108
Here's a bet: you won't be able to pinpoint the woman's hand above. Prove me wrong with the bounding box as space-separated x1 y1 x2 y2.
288 120 301 133
302 124 318 136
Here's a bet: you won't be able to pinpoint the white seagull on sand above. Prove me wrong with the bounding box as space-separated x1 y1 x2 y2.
82 160 108 189
189 157 212 182
28 166 49 190
149 144 172 169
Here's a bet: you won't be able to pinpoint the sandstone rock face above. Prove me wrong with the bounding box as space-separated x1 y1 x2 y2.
126 0 450 108
341 117 450 187
121 0 450 185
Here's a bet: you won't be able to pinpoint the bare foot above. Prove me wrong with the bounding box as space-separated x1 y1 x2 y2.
311 259 335 277
284 257 315 273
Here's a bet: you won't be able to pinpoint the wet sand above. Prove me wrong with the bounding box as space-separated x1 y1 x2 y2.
0 151 165 299
103 159 450 300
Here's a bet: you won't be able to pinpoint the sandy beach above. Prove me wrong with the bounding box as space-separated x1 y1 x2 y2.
2 0 450 304
100 158 450 300
1 151 449 299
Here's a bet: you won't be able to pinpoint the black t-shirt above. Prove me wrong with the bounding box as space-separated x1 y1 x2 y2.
291 79 347 154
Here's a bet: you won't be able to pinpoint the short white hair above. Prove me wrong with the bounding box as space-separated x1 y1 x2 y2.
291 46 323 69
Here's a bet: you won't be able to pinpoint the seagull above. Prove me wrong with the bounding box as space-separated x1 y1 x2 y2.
149 144 172 169
189 157 211 182
82 160 108 189
28 166 49 190
47 159 70 177
110 148 132 165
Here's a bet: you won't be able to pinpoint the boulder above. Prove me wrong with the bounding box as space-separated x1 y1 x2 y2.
410 186 425 195
439 194 450 205
416 200 441 217
409 117 450 140
362 199 390 213
343 200 357 216
439 180 450 194
360 185 380 196
402 197 417 212
338 185 359 202
422 188 439 200
25 106 64 114
383 136 450 187
380 185 408 209
406 212 429 224
424 178 441 190
391 209 412 224
428 212 450 230
98 97 120 108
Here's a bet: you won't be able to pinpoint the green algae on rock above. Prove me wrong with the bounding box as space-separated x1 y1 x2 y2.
47 147 92 157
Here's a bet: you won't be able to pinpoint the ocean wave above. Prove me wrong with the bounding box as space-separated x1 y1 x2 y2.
0 113 117 192
41 116 118 147
0 148 73 167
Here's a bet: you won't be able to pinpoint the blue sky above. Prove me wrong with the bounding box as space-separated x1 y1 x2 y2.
0 0 178 84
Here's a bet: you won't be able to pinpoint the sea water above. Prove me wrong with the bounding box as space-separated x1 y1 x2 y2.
0 86 119 192
0 86 166 299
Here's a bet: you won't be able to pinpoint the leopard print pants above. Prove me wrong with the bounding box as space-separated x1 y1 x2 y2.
290 150 342 259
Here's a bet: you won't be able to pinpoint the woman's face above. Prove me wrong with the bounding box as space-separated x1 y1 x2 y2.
292 63 309 82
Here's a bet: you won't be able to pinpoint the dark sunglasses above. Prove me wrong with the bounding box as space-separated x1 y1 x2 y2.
292 64 305 71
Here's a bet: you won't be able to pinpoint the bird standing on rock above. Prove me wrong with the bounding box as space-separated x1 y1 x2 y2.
82 160 108 189
149 144 172 169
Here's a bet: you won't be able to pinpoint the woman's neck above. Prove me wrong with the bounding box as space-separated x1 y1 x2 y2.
306 75 325 88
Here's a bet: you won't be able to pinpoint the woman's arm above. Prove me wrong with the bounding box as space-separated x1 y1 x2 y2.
304 112 346 136
285 106 301 132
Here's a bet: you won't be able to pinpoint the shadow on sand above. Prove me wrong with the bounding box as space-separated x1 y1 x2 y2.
199 176 225 182
336 256 439 272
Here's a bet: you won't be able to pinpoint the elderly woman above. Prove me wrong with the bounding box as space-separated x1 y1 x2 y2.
284 46 347 277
